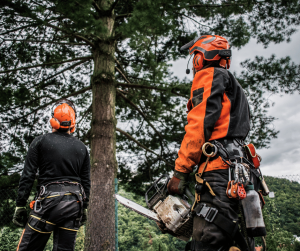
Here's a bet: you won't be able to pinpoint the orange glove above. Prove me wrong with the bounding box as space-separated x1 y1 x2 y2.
167 171 189 195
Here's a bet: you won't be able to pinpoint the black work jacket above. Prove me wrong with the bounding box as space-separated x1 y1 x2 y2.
16 131 91 207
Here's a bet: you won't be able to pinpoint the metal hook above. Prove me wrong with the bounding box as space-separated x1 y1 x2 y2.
34 200 43 213
202 142 218 157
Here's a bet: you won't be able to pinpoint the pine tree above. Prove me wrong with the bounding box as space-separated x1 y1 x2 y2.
1 1 300 250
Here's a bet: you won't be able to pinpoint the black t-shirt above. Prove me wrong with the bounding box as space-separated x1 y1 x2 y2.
16 131 90 207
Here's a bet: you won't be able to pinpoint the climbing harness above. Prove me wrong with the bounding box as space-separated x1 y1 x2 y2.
192 142 217 211
30 181 86 232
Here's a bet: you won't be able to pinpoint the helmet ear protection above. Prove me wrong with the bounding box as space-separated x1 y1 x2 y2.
50 117 61 130
49 99 77 133
193 53 204 71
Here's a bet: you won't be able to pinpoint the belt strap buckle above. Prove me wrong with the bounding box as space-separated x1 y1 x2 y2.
196 204 218 222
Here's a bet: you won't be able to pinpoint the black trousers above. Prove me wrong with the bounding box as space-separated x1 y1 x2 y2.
17 186 81 251
191 170 256 251
17 223 78 251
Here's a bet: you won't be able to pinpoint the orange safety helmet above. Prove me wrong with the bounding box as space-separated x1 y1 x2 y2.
49 99 77 133
181 35 231 71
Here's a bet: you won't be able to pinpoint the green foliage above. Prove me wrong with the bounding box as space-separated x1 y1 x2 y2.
264 177 300 236
0 174 36 227
1 180 300 250
0 0 299 189
294 241 300 251
0 189 186 251
1 2 300 249
0 227 23 251
117 190 186 251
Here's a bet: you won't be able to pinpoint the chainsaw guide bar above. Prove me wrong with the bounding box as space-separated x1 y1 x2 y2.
114 194 161 222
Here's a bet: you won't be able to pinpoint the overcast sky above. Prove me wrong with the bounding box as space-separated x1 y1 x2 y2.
171 32 300 177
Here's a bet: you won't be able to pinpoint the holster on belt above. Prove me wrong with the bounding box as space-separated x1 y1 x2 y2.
244 143 261 169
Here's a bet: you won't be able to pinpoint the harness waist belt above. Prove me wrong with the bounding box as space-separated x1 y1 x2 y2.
210 138 247 161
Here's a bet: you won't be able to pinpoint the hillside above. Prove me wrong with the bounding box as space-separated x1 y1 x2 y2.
264 176 300 236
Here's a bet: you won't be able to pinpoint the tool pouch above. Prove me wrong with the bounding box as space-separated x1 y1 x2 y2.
195 181 206 194
245 143 261 169
195 174 215 197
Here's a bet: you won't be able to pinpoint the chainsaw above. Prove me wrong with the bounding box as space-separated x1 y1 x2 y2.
115 174 195 241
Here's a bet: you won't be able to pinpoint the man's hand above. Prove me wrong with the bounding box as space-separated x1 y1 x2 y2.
80 209 88 226
12 207 27 227
167 170 189 195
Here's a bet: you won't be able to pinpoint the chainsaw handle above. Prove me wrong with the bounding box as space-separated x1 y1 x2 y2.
184 187 195 205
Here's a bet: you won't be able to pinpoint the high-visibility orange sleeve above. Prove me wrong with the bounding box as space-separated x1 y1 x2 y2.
175 67 228 173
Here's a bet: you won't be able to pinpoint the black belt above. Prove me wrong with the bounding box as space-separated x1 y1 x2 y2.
45 183 81 193
200 138 247 165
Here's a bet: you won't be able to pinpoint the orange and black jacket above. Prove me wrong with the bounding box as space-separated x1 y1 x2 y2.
175 66 250 174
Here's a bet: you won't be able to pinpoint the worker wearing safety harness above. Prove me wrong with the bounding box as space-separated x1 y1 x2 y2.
167 35 268 251
13 99 91 251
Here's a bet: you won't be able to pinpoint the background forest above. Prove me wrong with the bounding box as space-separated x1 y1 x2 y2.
0 175 300 251
1 0 300 250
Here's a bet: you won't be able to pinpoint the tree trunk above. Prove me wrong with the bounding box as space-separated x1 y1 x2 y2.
85 1 116 250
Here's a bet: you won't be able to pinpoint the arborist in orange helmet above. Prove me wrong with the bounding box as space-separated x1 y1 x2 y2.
167 35 264 251
13 99 90 251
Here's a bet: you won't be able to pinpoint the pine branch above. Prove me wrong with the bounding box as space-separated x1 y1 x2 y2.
187 3 248 8
0 56 92 74
92 0 103 15
116 82 188 98
0 24 37 35
116 90 163 138
24 17 95 47
115 67 132 85
110 0 120 12
115 63 188 98
115 13 132 19
116 128 173 167
116 82 167 91
42 59 91 83
77 104 92 125
9 86 92 123
117 82 188 99
180 14 211 28
3 39 88 46
114 57 127 75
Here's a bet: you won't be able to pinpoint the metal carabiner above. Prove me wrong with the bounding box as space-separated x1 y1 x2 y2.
39 185 46 197
202 142 218 158
34 200 43 213
234 162 239 184
241 164 250 183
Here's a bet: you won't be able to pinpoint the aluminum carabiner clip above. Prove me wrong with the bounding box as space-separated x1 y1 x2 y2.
34 199 43 213
233 162 239 184
39 185 46 197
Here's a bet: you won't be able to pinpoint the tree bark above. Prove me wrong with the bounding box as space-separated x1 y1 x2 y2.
85 1 116 250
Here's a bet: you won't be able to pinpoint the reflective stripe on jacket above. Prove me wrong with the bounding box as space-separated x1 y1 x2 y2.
175 66 250 173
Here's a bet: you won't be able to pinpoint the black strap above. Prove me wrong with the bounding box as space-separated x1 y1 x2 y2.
186 240 221 251
185 241 192 251
195 204 249 251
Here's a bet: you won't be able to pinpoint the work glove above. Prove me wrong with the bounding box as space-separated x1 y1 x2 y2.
12 207 27 227
167 170 189 195
80 209 88 226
